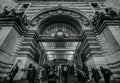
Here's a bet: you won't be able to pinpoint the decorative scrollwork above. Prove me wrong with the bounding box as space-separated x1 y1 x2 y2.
30 6 90 27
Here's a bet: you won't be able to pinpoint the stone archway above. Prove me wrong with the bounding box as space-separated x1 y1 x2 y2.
29 5 91 31
28 6 106 69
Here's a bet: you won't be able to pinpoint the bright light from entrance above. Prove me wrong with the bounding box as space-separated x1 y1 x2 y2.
65 55 73 60
66 51 74 54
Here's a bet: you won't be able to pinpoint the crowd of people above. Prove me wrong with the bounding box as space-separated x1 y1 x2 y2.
6 62 113 83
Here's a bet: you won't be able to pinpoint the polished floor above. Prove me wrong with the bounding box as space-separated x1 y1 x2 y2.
5 75 115 83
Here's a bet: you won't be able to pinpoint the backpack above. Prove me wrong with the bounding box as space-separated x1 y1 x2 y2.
106 69 113 75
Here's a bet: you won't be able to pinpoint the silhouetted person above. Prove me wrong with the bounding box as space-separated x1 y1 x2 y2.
82 63 89 80
77 69 87 83
91 68 101 83
44 64 50 80
48 71 57 83
37 65 44 83
70 65 74 75
9 64 19 83
100 67 113 83
27 64 33 80
28 66 37 83
61 65 68 83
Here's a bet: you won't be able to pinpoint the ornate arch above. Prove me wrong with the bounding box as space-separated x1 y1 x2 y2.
29 5 91 34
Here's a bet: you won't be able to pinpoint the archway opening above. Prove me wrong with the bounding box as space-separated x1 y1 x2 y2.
38 15 82 64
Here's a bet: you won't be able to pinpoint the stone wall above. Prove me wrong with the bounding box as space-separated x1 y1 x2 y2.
0 26 21 81
99 26 120 81
0 26 20 64
0 0 16 8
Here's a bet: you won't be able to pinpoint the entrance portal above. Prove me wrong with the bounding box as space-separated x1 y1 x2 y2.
29 6 105 68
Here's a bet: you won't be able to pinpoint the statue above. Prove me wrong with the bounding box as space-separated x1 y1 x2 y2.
21 15 29 25
92 11 106 26
92 11 100 26
0 6 10 16
105 8 117 18
0 6 24 18
0 6 29 25
92 7 120 26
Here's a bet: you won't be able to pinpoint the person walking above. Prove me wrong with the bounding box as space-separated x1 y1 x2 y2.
37 65 44 83
100 67 113 83
27 64 33 80
27 66 37 83
91 68 101 83
61 64 68 83
77 69 87 83
48 70 57 83
8 63 19 83
82 63 89 81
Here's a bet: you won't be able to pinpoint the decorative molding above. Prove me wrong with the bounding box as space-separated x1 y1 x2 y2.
30 5 91 27
0 16 27 36
95 20 120 35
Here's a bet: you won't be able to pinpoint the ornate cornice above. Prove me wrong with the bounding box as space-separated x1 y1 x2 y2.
30 5 91 27
95 19 120 35
29 6 92 35
0 16 27 35
92 9 120 34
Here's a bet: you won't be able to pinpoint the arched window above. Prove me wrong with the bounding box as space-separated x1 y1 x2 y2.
42 23 77 36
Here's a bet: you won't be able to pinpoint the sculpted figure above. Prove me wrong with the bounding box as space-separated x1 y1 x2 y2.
105 8 117 18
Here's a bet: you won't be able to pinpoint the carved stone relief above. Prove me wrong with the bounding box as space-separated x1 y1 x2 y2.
30 6 91 27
